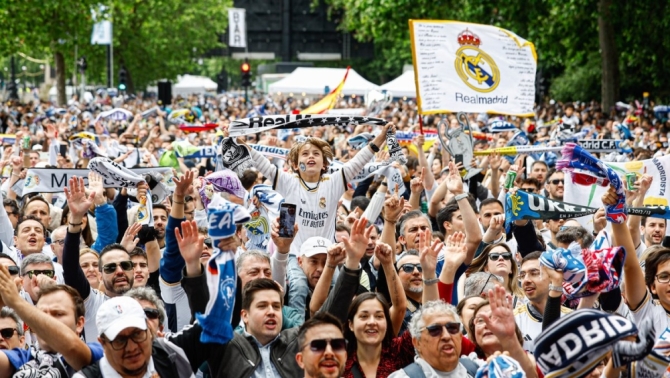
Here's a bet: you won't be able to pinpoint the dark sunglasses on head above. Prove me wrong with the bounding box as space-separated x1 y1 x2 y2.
549 179 564 185
398 263 422 274
0 328 17 339
102 261 134 274
143 308 160 320
423 322 461 337
26 270 54 279
488 252 512 261
204 238 213 248
302 338 347 352
6 266 19 276
520 187 535 193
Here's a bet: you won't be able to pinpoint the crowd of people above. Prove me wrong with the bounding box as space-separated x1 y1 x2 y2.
0 89 667 378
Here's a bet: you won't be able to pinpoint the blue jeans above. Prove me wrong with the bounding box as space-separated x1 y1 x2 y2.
287 255 309 323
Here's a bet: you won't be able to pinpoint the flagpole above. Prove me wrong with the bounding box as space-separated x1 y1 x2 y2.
110 2 114 89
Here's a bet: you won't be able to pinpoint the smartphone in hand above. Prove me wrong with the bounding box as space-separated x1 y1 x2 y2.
278 203 297 238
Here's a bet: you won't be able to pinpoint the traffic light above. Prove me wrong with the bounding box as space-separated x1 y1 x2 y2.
118 67 127 91
241 59 251 88
77 56 87 74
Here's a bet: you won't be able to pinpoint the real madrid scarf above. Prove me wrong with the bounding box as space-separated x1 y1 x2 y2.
227 114 386 137
628 328 670 378
198 170 247 209
534 310 652 378
244 184 283 251
504 190 599 232
539 241 625 300
474 355 525 378
196 200 251 344
557 143 627 223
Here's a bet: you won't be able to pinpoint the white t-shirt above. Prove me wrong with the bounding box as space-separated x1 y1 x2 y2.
83 289 109 341
514 302 572 353
629 290 670 341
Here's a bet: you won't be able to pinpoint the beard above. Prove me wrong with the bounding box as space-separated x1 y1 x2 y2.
304 360 344 378
104 274 134 295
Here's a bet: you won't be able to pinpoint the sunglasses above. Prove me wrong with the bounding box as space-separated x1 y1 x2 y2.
204 238 213 248
422 322 461 337
549 179 564 185
6 266 19 276
25 270 54 279
102 261 134 274
520 187 535 193
143 308 160 320
302 338 347 352
488 252 512 261
0 328 17 339
398 263 422 274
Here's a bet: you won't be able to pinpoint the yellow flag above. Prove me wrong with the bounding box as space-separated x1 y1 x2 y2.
301 67 349 114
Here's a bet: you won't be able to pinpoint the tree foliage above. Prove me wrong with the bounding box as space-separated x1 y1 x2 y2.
320 0 670 102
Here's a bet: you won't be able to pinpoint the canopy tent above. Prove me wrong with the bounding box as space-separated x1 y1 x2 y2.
380 70 417 98
268 67 378 96
173 75 217 96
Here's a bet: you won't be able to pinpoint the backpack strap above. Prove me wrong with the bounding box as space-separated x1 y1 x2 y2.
402 362 426 378
459 357 479 377
350 363 365 378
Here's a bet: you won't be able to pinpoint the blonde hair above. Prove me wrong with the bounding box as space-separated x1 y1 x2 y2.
79 248 99 258
287 138 334 173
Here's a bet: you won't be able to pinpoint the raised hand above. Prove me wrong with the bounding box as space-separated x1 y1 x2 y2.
342 217 373 267
601 185 618 207
413 134 425 149
410 167 425 194
371 123 395 148
88 172 106 205
418 229 443 275
383 187 405 223
45 123 57 140
445 161 464 195
64 176 96 218
121 222 143 252
637 174 652 196
374 242 394 266
271 216 298 253
325 243 347 269
489 151 502 171
0 265 21 308
173 169 194 197
175 220 204 268
443 231 467 268
592 208 607 233
481 286 518 341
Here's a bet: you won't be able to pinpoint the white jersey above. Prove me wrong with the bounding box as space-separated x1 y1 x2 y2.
159 279 192 333
83 289 109 341
514 303 572 353
630 290 670 341
252 146 374 256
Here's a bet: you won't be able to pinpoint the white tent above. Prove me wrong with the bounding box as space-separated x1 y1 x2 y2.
173 75 217 96
381 70 417 98
268 67 378 96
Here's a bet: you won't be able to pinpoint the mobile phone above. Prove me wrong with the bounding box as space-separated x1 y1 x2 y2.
278 203 297 238
59 144 67 157
454 154 464 166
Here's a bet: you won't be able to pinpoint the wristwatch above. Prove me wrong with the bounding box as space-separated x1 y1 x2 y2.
369 143 380 153
454 193 468 202
423 277 439 286
548 284 563 292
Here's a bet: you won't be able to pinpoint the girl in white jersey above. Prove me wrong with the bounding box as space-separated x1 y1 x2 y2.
239 124 393 319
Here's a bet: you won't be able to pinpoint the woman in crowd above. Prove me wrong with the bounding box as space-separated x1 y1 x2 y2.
78 248 101 289
456 294 486 338
464 243 523 304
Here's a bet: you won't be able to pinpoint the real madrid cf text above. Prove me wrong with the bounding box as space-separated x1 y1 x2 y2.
455 93 508 104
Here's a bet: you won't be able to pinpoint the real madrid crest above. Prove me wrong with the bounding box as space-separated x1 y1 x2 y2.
454 29 500 93
319 197 326 209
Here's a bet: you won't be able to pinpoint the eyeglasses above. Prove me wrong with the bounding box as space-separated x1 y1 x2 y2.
398 263 422 274
301 338 347 352
25 270 54 279
518 269 541 281
656 273 670 283
105 329 148 350
0 328 17 339
520 187 536 193
6 266 19 276
549 179 564 185
52 239 65 246
143 308 160 320
102 261 134 274
488 252 512 261
422 322 461 337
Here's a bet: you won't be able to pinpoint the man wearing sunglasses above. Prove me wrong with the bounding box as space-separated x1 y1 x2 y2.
20 253 57 304
545 169 564 201
0 308 25 351
295 312 347 378
389 301 478 377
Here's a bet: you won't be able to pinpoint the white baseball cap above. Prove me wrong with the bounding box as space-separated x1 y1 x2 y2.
96 296 147 340
300 237 332 257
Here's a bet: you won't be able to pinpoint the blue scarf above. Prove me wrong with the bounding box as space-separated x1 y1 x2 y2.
475 355 525 378
557 143 627 223
196 201 251 344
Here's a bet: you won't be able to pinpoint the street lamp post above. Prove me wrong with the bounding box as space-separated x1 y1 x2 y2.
8 56 18 100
